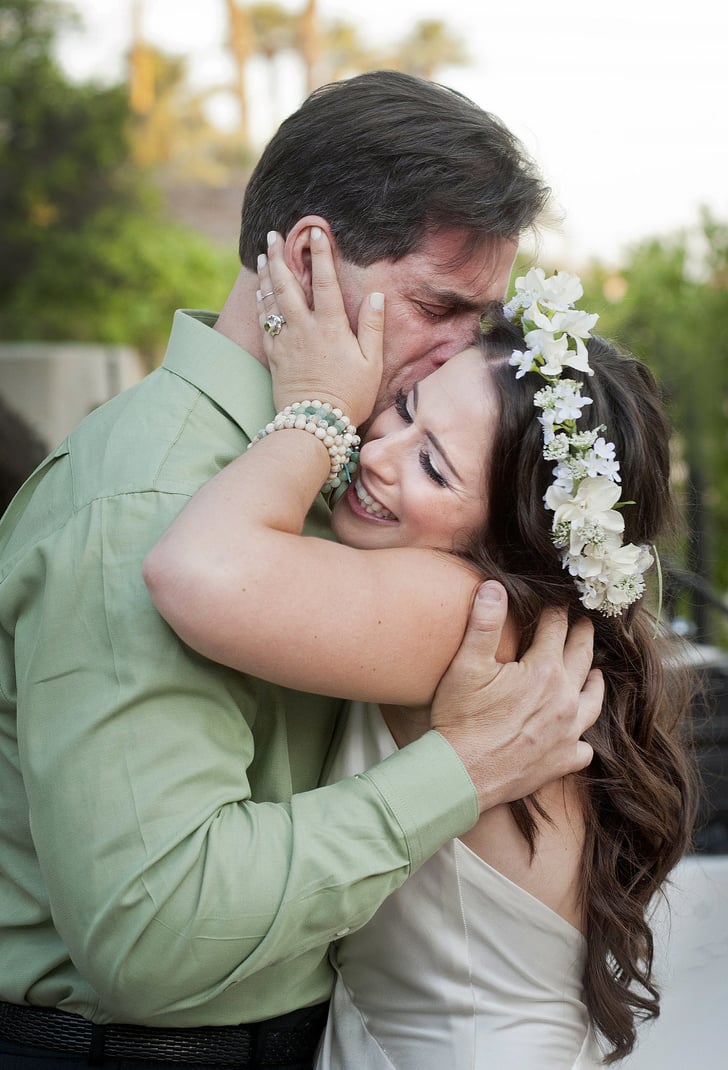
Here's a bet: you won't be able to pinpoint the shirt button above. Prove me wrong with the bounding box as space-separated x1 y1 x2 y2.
335 927 351 937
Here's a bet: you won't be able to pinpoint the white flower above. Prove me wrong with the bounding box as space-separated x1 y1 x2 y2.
582 447 618 482
550 309 599 371
535 380 592 422
544 434 571 461
505 268 651 616
571 429 600 449
523 326 572 376
551 384 593 423
546 476 625 557
537 408 557 444
509 349 536 378
503 295 526 321
546 474 622 518
514 268 584 313
604 542 653 577
593 437 617 462
540 271 584 311
526 310 596 375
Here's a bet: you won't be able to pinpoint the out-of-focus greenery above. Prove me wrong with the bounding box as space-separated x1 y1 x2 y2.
0 0 239 365
578 214 728 643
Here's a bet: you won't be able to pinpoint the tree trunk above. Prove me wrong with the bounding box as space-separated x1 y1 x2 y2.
225 0 253 150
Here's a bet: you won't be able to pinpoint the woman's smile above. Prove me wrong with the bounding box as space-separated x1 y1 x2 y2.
350 476 397 522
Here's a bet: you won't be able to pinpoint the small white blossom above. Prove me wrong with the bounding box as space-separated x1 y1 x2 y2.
544 434 571 461
509 349 536 378
533 385 558 410
552 387 593 424
537 408 557 445
503 295 525 321
571 429 600 450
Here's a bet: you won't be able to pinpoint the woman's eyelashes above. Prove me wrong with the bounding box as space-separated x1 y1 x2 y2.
394 388 412 423
394 390 449 489
419 450 448 487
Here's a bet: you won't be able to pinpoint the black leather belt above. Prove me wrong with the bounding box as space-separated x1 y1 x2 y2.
0 999 329 1067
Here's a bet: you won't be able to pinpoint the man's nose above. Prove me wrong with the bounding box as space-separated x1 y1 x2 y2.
430 315 483 366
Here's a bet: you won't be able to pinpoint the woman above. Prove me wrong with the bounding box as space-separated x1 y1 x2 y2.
143 230 696 1066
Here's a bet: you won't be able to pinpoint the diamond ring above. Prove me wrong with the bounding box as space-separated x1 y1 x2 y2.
263 313 286 336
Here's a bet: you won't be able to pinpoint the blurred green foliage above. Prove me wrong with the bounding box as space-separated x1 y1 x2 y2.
578 216 728 642
0 0 238 364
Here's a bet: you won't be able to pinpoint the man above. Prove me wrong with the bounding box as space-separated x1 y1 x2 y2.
0 71 601 1069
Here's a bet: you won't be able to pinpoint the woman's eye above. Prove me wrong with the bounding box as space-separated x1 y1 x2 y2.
394 389 413 423
419 450 448 488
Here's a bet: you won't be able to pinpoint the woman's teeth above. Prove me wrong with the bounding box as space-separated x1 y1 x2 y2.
355 479 396 520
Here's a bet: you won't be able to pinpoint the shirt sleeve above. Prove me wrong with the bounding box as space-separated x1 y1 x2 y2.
6 480 478 1023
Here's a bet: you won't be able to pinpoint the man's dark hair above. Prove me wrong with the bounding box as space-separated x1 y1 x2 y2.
239 70 550 269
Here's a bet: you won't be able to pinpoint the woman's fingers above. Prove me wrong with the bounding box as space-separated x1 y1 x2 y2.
356 292 385 376
256 232 300 321
308 227 348 321
254 226 382 423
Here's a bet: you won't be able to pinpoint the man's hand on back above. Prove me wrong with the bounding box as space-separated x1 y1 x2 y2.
430 581 603 813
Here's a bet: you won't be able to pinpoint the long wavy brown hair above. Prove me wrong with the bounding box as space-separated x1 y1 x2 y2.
465 313 699 1063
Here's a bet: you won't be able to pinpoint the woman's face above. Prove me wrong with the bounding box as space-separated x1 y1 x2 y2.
332 347 498 552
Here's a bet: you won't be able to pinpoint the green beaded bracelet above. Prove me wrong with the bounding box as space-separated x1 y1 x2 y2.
248 400 361 489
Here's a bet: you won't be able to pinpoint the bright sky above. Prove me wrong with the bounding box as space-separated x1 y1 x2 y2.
58 0 728 268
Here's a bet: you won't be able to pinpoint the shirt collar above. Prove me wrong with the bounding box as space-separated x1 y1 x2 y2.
162 310 275 440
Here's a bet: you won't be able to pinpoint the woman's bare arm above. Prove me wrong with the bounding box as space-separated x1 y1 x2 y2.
143 430 481 707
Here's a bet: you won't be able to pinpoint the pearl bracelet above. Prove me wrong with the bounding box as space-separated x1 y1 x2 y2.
248 401 361 488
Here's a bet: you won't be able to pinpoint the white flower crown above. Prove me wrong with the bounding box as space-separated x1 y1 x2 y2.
503 267 653 617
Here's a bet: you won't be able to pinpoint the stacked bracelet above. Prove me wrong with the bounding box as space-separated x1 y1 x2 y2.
248 401 361 489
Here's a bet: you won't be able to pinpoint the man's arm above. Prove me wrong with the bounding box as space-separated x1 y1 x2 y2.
2 486 477 1025
430 580 602 812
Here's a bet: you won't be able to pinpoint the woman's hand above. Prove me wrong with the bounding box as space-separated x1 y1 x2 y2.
258 228 384 427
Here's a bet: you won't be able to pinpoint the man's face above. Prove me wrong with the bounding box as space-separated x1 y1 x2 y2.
336 228 518 413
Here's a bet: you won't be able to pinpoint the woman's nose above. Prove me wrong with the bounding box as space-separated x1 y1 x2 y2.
359 429 403 486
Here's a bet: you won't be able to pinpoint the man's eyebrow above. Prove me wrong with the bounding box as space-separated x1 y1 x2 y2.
418 285 485 313
412 383 462 481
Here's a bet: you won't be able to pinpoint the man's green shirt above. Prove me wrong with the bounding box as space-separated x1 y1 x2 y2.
0 311 477 1025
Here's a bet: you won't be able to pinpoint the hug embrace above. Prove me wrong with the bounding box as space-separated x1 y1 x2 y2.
0 70 696 1070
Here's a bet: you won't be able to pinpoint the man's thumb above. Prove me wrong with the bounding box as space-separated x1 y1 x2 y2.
468 582 508 639
443 582 508 690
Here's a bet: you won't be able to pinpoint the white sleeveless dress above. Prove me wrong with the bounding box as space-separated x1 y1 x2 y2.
316 702 603 1069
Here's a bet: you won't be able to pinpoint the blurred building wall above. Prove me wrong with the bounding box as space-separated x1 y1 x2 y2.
0 343 145 452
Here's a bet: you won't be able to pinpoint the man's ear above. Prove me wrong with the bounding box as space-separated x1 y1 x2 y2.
283 216 338 308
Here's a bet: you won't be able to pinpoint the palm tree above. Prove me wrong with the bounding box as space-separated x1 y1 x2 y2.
391 19 469 80
225 0 255 147
320 19 379 82
297 0 320 94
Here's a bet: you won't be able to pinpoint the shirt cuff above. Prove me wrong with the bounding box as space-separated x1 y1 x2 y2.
360 730 479 872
